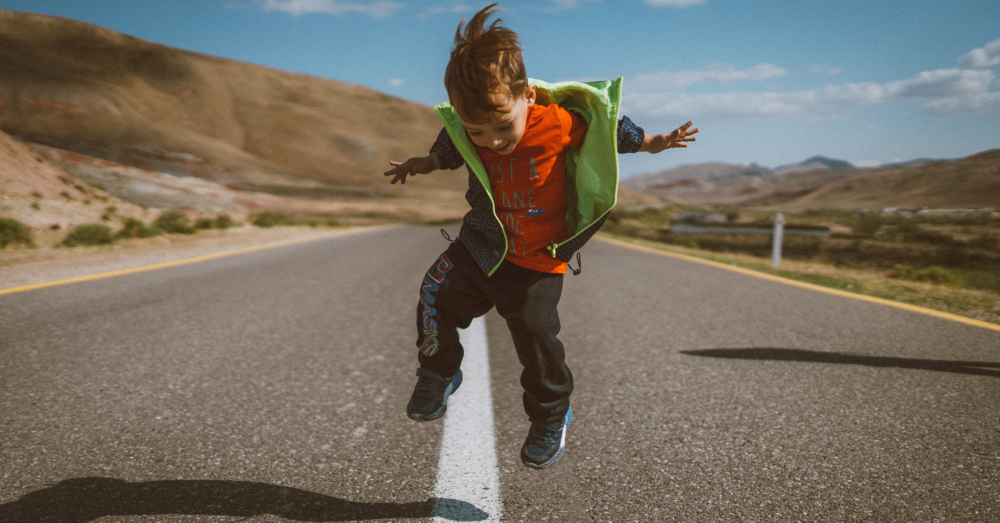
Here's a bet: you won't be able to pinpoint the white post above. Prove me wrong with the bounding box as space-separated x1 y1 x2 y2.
772 213 784 268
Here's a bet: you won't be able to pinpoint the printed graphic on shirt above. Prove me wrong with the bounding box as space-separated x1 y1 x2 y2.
418 253 454 357
476 103 587 274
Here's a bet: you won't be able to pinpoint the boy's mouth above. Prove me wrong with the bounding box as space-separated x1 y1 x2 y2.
493 142 514 154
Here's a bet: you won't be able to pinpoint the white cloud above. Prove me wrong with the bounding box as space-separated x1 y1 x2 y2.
631 63 786 90
922 92 1000 117
388 77 405 87
254 0 404 18
644 0 706 6
626 68 998 120
546 0 601 12
626 41 1000 121
810 65 842 75
958 37 1000 70
417 0 475 17
884 68 993 99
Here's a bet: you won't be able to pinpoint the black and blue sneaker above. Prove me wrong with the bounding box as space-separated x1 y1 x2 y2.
520 406 572 469
406 368 462 421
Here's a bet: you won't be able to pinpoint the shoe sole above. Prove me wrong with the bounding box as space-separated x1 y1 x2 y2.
407 370 463 422
520 406 573 469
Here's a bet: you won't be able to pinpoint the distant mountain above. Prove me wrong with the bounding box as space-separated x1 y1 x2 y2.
623 155 856 191
627 149 1000 210
774 156 854 175
622 162 772 190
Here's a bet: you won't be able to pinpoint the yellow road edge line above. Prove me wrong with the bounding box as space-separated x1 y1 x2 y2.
0 226 390 297
597 235 1000 333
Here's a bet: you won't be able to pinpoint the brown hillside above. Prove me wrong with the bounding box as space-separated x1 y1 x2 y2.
0 9 463 194
637 150 1000 210
0 128 153 245
739 149 1000 210
778 149 1000 210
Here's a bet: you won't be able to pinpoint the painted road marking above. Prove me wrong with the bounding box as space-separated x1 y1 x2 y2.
598 235 1000 333
0 227 386 296
433 316 503 522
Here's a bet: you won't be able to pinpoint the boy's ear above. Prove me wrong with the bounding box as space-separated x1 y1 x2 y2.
524 84 536 106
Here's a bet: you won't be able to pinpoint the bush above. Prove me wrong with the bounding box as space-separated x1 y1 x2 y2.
0 217 35 248
154 211 196 234
215 214 237 229
116 218 160 239
63 224 115 247
853 214 884 236
252 211 290 228
195 218 215 230
890 264 962 287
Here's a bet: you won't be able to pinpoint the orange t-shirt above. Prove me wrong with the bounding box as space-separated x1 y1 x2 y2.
474 103 588 274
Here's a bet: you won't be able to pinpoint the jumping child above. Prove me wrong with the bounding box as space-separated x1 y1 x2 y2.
384 3 697 469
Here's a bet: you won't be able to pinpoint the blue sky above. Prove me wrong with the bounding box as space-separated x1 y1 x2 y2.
2 0 999 177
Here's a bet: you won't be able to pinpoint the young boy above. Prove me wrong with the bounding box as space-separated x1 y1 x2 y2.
384 3 697 469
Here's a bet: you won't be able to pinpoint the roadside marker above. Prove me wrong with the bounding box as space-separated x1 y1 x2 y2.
598 235 1000 333
433 316 503 522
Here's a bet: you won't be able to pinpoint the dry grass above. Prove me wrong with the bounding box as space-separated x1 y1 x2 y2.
601 233 1000 326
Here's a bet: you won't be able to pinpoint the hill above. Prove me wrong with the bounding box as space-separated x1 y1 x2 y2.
0 9 465 199
629 149 1000 210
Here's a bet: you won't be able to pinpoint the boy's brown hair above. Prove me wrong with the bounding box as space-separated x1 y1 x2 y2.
444 3 528 124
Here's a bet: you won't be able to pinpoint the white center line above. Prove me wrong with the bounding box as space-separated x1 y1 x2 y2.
432 316 503 522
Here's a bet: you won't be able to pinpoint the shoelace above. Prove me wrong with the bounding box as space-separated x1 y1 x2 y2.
414 376 446 395
526 422 561 447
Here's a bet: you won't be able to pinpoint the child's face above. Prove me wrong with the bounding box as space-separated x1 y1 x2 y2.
460 85 536 155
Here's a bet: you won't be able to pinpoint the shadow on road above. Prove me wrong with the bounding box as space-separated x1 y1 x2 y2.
0 477 489 522
682 348 1000 377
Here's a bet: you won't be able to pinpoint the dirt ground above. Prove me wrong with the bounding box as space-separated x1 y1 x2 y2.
0 225 384 292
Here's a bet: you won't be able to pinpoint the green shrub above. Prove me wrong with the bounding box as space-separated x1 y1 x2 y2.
853 214 884 236
63 224 115 247
0 217 35 248
116 218 160 239
252 211 289 228
966 234 999 251
889 264 961 287
891 264 915 279
195 218 215 230
913 266 962 286
154 211 196 234
215 214 237 229
325 217 341 227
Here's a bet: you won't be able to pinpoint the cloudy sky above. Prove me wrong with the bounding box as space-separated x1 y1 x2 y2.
2 0 999 176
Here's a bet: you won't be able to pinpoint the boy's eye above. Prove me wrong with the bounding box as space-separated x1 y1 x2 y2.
499 124 512 131
467 130 482 136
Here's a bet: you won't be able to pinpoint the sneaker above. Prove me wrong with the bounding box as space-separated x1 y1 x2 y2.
406 368 462 421
520 406 573 469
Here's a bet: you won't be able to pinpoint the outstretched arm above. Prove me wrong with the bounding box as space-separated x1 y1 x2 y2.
384 153 440 185
639 120 699 154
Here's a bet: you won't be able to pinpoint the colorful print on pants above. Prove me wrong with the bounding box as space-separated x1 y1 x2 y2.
418 253 454 357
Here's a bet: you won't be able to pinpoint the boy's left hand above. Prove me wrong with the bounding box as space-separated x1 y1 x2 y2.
640 120 699 154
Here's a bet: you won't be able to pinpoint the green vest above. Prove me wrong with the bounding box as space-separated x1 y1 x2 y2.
436 78 623 275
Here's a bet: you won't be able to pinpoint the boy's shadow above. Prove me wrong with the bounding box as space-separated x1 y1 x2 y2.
0 477 489 522
682 348 1000 377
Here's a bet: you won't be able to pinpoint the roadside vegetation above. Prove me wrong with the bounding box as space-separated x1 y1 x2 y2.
603 205 1000 324
251 211 340 228
0 217 35 248
45 210 345 249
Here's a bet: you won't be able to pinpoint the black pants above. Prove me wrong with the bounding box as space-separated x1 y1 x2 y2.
416 240 573 425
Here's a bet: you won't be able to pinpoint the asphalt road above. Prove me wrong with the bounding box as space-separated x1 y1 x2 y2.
2 225 998 522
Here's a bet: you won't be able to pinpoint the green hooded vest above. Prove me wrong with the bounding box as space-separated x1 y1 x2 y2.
436 78 623 276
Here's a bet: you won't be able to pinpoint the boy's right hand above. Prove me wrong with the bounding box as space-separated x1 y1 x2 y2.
384 154 440 184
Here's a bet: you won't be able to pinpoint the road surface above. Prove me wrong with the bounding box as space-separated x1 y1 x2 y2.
2 225 998 522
